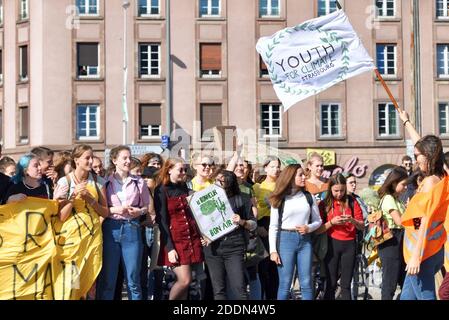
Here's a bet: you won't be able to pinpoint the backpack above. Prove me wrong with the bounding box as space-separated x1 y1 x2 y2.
66 172 104 204
364 196 394 250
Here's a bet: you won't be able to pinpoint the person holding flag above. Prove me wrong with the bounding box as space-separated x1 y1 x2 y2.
398 110 448 300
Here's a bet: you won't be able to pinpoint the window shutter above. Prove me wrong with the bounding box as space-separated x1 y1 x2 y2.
140 105 161 126
20 107 29 139
200 44 221 71
21 46 28 77
201 104 222 135
77 43 98 66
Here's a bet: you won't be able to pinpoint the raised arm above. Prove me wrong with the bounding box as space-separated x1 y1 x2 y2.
399 109 421 144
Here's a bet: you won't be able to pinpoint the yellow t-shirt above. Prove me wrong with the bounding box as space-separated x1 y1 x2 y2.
253 180 276 220
380 194 405 230
190 177 213 192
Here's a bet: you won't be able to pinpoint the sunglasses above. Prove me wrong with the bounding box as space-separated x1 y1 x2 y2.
179 168 187 173
199 163 214 168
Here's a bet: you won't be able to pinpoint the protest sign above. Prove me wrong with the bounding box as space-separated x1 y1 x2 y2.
189 185 238 241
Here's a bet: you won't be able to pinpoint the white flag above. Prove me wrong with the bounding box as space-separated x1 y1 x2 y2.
256 10 375 111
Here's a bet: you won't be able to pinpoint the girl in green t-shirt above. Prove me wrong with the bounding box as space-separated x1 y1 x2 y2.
377 166 409 300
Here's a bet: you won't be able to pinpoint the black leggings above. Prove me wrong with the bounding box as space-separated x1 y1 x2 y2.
324 238 356 300
377 229 405 300
257 216 279 300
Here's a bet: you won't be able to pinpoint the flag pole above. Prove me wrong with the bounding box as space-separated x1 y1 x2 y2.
336 0 342 10
374 69 401 111
335 0 401 111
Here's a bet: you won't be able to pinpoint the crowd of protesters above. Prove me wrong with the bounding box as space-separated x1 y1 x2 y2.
1 110 449 300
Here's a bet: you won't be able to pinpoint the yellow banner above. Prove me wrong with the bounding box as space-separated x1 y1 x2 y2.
0 197 102 300
306 148 336 166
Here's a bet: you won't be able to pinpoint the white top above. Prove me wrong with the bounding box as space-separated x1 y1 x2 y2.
268 191 322 254
57 172 105 198
111 176 130 206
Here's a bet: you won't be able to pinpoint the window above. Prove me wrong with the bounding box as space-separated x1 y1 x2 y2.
260 56 269 77
375 0 395 17
376 44 396 76
139 43 160 77
138 0 159 16
19 0 28 20
19 45 28 81
437 44 449 78
18 106 29 143
77 43 99 78
320 103 341 137
200 43 222 77
437 0 449 19
318 0 337 16
76 104 99 140
439 103 449 135
378 103 399 137
201 104 222 140
199 0 220 17
261 104 282 137
0 0 4 25
259 0 280 17
76 0 98 16
139 104 161 138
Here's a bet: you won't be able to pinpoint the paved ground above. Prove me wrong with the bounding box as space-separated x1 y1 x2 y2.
121 259 401 300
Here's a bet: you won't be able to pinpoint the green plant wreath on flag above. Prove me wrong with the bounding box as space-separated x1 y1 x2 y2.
264 22 350 96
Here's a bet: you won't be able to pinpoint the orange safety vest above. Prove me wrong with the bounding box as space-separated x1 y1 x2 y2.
402 176 449 264
445 211 449 271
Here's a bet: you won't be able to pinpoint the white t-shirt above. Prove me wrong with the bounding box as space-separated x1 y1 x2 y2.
57 172 105 199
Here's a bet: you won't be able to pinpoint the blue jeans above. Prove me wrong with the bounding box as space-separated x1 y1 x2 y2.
245 266 262 300
400 247 444 300
277 231 313 300
146 227 154 300
96 218 143 300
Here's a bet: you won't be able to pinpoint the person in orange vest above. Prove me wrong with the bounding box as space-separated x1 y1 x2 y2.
399 110 448 300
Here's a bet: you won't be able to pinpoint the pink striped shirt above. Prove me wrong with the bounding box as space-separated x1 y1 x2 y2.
106 174 151 220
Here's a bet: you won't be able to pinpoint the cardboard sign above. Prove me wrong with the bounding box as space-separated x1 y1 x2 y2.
189 185 238 242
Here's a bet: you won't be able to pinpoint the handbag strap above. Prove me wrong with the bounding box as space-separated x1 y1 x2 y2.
275 199 285 254
377 195 386 212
